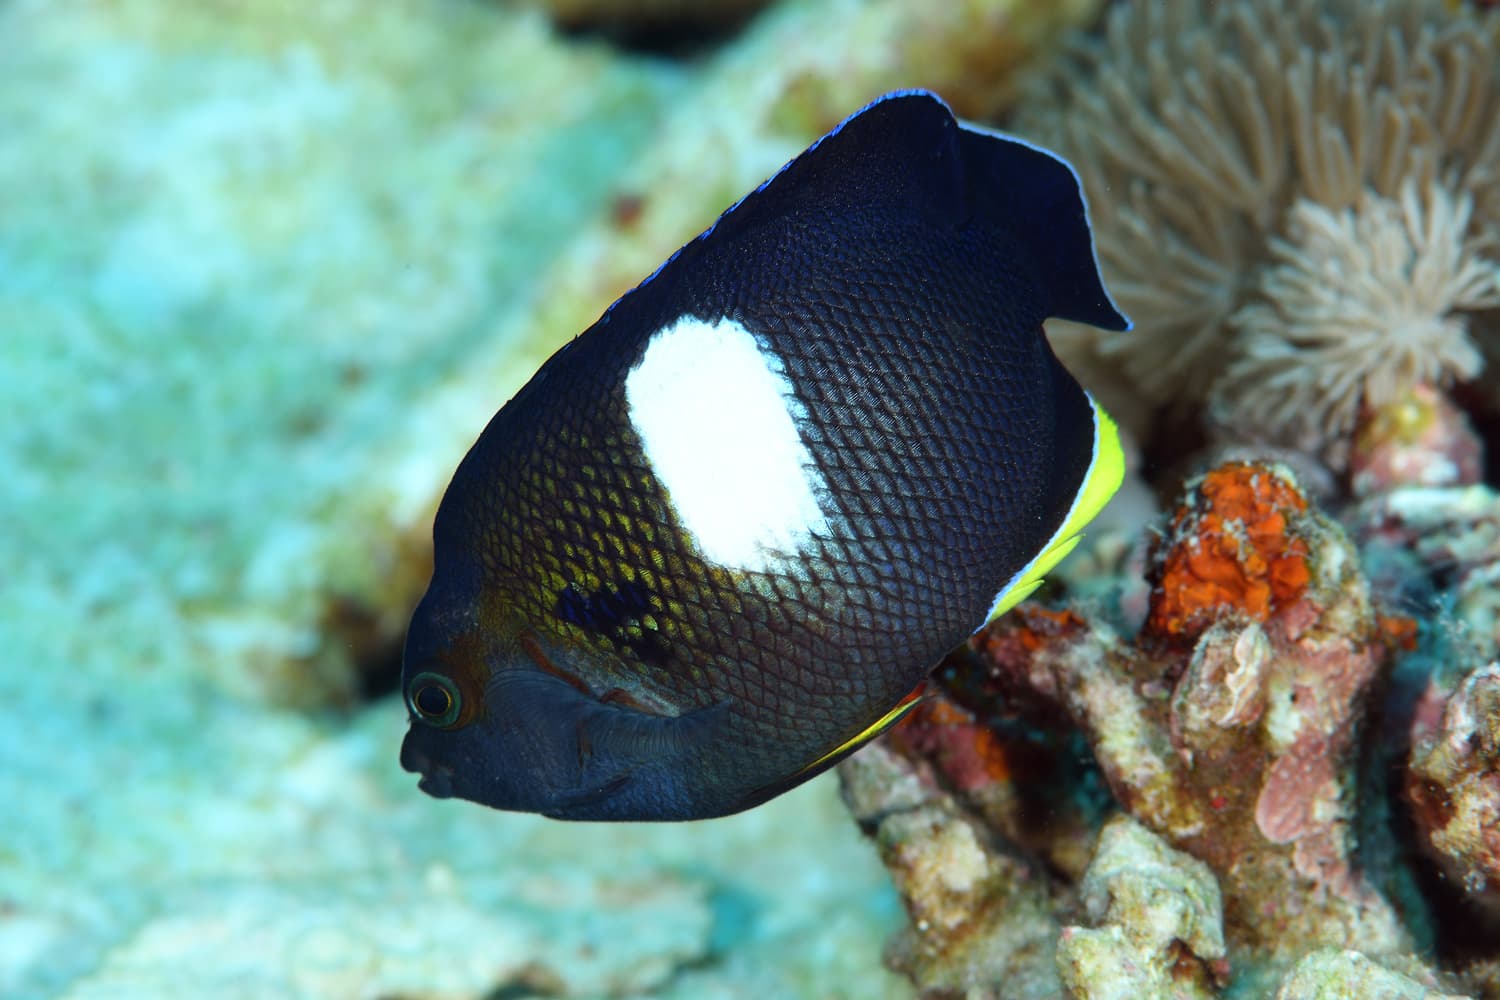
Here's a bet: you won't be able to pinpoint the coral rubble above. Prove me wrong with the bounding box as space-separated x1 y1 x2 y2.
1272 949 1466 1000
841 740 1062 999
1056 815 1226 1000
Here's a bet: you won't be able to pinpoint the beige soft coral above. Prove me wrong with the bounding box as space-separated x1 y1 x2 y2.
1215 180 1500 447
1016 0 1500 456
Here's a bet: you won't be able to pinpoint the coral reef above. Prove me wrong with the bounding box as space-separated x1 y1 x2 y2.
1016 0 1500 462
1349 384 1486 497
880 679 1108 882
1003 464 1408 958
1271 949 1466 1000
837 3 1500 998
841 740 1062 999
843 462 1470 994
1346 388 1500 661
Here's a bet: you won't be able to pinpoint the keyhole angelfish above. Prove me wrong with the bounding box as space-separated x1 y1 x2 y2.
399 89 1130 821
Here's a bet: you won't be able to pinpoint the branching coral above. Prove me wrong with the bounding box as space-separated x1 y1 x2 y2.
1016 0 1500 457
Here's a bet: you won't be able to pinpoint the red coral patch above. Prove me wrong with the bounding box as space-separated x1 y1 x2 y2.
891 695 1013 791
1146 463 1311 644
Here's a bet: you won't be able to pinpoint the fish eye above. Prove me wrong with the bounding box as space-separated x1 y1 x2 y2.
408 672 461 728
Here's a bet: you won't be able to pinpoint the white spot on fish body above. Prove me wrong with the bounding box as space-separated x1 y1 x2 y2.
625 315 831 572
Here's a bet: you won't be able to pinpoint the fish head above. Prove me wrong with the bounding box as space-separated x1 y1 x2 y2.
398 576 707 819
397 578 598 814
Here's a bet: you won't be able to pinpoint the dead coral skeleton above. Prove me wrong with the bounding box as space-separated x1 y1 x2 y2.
1346 429 1500 663
839 737 1064 999
1057 815 1226 1000
1017 0 1500 456
851 463 1415 990
842 457 1500 993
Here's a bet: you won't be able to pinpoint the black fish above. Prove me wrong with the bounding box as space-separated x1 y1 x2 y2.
399 89 1129 821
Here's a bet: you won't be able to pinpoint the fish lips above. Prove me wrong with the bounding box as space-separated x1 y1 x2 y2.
399 731 455 798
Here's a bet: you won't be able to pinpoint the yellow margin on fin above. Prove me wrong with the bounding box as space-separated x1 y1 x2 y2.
794 685 926 778
982 397 1125 625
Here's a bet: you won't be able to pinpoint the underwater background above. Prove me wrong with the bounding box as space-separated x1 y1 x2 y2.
5 0 1500 997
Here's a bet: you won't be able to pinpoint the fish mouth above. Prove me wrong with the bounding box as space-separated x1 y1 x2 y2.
417 770 454 798
399 736 454 798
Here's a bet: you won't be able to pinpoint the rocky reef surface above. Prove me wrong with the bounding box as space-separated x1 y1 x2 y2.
0 0 1104 997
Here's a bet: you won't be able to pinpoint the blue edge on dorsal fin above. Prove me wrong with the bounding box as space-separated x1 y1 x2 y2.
603 88 1131 334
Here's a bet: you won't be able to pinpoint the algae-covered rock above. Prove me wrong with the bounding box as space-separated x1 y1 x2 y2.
841 741 1063 1000
1057 815 1225 1000
1272 949 1469 1000
962 464 1409 959
1406 661 1500 914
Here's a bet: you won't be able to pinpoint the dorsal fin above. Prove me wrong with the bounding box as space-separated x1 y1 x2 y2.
703 89 969 240
607 89 1128 333
954 117 1130 331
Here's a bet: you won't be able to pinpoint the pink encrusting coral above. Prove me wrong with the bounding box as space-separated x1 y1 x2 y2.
1348 384 1486 498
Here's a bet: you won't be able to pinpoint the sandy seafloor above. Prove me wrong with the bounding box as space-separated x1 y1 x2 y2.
0 0 1101 995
